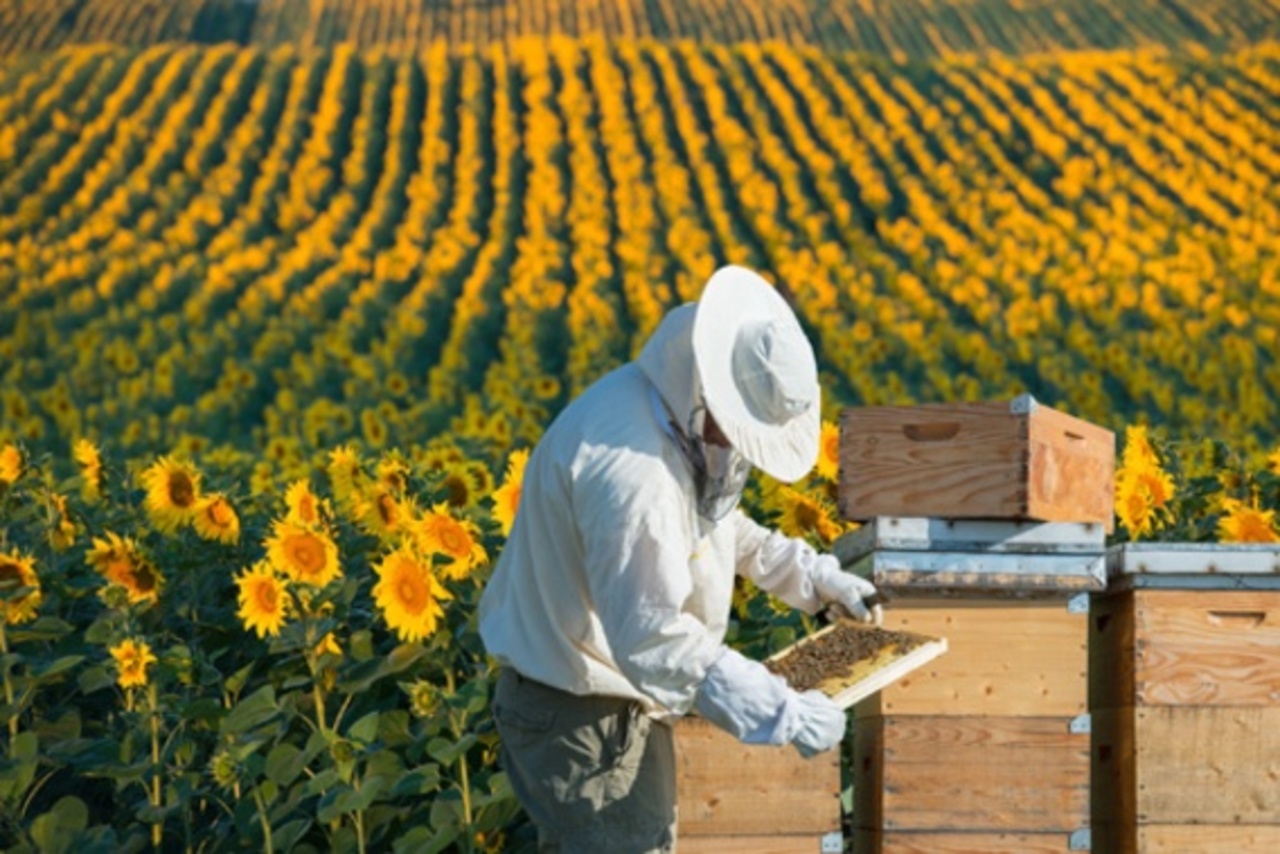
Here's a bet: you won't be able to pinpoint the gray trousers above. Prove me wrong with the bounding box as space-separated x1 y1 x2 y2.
493 668 677 853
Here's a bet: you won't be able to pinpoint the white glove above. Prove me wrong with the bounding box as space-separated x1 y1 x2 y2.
811 556 883 625
693 647 799 745
791 690 846 758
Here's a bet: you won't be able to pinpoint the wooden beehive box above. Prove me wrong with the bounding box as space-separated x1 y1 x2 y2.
839 519 1104 853
839 396 1115 532
1091 544 1280 854
673 716 842 853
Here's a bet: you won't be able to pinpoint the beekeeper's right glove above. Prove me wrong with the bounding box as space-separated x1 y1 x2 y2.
693 647 848 758
790 690 847 758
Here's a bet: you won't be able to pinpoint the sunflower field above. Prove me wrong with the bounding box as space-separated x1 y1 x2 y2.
3 0 1280 850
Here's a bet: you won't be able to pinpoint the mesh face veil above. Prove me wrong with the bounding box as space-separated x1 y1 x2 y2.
650 383 752 522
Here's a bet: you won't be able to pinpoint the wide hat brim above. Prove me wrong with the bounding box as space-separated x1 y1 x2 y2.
692 266 820 483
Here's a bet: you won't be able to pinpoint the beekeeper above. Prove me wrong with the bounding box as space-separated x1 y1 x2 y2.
479 265 881 852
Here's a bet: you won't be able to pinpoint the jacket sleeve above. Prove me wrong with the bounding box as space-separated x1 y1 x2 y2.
575 446 725 714
731 510 827 614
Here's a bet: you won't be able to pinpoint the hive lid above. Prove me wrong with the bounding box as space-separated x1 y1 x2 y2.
835 517 1106 566
1105 543 1280 590
765 621 948 710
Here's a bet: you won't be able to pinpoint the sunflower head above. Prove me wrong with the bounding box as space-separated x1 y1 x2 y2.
0 443 25 486
140 455 203 533
265 520 342 588
439 461 493 511
110 638 158 689
491 448 529 537
86 532 163 606
0 550 41 625
74 438 104 500
354 485 416 542
235 562 292 639
193 494 240 545
1218 497 1280 544
372 545 453 643
417 504 487 580
280 480 319 528
327 445 365 510
376 454 411 495
815 420 840 483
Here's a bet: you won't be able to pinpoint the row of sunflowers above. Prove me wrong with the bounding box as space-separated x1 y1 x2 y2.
0 0 1273 57
3 41 1279 473
2 424 1278 850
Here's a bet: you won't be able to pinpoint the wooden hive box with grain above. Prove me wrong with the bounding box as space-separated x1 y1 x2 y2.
836 518 1106 853
839 395 1115 532
673 717 843 853
1091 544 1280 854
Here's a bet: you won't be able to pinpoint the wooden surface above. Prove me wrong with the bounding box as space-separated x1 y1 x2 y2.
854 715 1089 833
1027 403 1115 531
1094 706 1280 826
673 716 841 837
839 400 1113 526
1093 590 1280 707
856 599 1087 717
679 835 834 853
1135 825 1280 852
854 830 1081 853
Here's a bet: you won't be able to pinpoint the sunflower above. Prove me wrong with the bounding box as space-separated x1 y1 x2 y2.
265 520 341 587
74 438 104 500
48 493 79 551
110 638 157 689
773 486 843 545
491 448 529 537
1267 447 1280 475
1120 425 1160 471
361 408 387 448
532 375 561 401
355 485 416 542
284 479 328 527
439 461 493 511
139 455 202 532
192 493 240 544
235 562 291 638
372 545 452 643
0 549 41 625
385 372 410 398
418 441 464 473
416 504 487 580
327 444 365 511
1217 497 1280 543
815 420 840 483
0 443 24 486
1115 474 1162 539
85 532 163 606
376 454 411 494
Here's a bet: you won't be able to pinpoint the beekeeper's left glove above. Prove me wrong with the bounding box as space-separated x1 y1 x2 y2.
811 556 883 625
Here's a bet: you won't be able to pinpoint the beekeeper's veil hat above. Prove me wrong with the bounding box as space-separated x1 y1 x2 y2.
692 265 820 483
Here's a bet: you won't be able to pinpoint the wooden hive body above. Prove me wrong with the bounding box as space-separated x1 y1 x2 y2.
839 396 1115 532
840 520 1102 853
1091 545 1280 853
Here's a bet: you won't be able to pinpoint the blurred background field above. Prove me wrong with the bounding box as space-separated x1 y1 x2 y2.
1 1 1279 851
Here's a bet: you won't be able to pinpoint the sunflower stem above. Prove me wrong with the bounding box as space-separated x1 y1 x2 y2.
1 623 16 738
149 681 163 849
445 670 474 828
252 785 274 854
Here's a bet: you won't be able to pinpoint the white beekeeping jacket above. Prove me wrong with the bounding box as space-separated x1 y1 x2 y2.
478 304 829 715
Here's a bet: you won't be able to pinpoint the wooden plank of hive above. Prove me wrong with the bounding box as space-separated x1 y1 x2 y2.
673 717 840 837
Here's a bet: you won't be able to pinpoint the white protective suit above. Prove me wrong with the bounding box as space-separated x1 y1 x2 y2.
479 303 858 746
